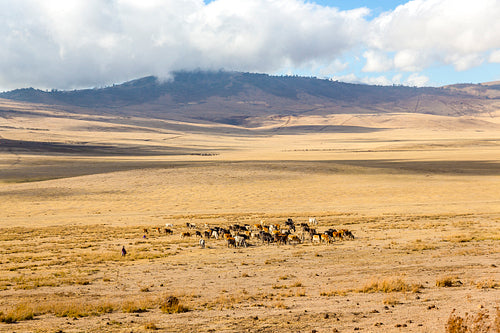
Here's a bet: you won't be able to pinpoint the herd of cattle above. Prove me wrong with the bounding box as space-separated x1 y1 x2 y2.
143 217 355 248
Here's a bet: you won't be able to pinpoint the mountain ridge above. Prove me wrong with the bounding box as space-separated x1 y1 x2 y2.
1 71 499 126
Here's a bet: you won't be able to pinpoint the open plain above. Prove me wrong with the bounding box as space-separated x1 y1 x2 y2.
0 95 499 332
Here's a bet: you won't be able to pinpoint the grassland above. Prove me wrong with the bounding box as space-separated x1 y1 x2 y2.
0 102 499 332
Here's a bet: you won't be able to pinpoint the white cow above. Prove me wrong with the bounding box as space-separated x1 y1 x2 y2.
309 217 318 225
234 236 247 248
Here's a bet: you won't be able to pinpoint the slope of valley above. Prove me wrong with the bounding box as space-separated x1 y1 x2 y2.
0 73 498 332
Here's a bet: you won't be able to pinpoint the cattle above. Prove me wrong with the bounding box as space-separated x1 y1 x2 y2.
230 224 247 232
164 228 173 235
168 218 353 250
165 223 173 228
227 237 236 248
199 238 205 248
312 234 321 244
309 217 318 225
305 230 317 242
259 232 273 244
269 224 280 233
320 234 330 243
250 231 261 239
287 234 301 244
340 229 355 239
143 228 148 234
274 233 288 245
236 233 249 240
234 235 247 248
332 231 343 241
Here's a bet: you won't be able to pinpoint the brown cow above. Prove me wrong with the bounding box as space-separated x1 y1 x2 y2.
227 237 236 248
320 234 330 243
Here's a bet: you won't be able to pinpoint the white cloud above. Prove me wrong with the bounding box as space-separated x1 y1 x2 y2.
0 0 369 90
331 73 413 87
489 50 500 63
359 74 429 87
0 0 499 91
368 0 500 71
393 50 426 72
362 50 393 72
404 73 429 87
359 75 393 86
330 73 358 83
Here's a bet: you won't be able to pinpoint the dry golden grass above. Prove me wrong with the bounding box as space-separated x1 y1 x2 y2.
474 279 500 290
0 108 499 332
446 308 500 333
436 276 463 288
358 278 423 294
0 303 34 323
159 296 189 314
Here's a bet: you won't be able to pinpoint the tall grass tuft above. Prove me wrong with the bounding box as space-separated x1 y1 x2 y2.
446 308 499 333
436 276 462 288
159 295 189 314
358 278 422 293
0 303 35 323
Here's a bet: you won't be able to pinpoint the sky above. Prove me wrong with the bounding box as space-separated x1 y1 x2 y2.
0 0 499 91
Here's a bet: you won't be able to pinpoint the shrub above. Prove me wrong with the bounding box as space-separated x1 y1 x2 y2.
446 308 499 333
436 276 462 288
0 304 35 323
159 296 189 314
358 278 422 293
122 300 149 313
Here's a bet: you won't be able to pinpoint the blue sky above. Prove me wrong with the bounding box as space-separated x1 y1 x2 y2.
205 0 408 12
294 0 500 86
0 0 499 91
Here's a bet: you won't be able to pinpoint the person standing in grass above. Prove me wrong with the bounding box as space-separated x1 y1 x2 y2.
121 246 127 256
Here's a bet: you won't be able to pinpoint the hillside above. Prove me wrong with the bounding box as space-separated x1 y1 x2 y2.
1 71 499 126
1 71 500 158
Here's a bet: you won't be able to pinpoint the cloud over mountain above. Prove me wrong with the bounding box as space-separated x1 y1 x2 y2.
0 0 499 91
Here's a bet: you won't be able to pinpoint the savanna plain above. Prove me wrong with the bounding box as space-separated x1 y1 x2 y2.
0 101 499 332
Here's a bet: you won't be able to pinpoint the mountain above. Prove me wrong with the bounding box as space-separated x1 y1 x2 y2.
1 71 499 126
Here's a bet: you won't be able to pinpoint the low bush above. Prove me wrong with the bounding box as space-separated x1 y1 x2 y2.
159 296 189 314
358 278 422 293
446 308 499 333
0 303 35 323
